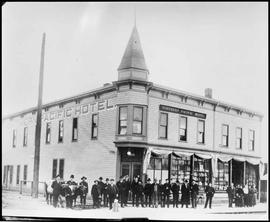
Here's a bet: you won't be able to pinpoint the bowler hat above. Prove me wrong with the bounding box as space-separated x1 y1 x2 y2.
99 177 103 180
147 178 151 181
106 178 109 181
81 176 87 180
70 174 74 178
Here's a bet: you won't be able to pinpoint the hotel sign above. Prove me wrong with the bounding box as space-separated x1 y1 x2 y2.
159 105 206 119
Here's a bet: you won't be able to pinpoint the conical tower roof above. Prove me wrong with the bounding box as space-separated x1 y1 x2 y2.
118 26 148 72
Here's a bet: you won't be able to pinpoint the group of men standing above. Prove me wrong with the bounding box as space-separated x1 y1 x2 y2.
50 174 218 209
226 183 257 208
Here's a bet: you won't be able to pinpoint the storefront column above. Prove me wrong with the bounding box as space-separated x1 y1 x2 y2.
190 154 194 183
168 153 172 183
243 161 246 185
229 160 232 186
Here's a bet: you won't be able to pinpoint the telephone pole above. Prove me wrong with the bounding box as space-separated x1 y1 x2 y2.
33 33 46 198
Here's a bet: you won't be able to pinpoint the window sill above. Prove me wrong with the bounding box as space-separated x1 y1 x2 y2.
45 142 51 145
71 140 78 143
58 141 64 144
179 140 188 143
158 137 168 140
196 142 205 145
91 138 98 140
219 145 228 148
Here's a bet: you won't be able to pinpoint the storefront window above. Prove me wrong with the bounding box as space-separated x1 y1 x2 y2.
147 157 168 183
246 162 258 188
171 155 191 185
193 156 210 191
214 160 229 191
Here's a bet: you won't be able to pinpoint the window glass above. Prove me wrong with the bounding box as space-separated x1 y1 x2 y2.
119 107 128 135
159 126 167 138
23 165 27 185
52 159 57 179
133 121 142 134
12 130 17 148
72 118 78 141
160 113 168 126
58 120 64 143
46 123 51 143
23 127 28 146
91 114 98 138
133 107 143 121
59 159 64 179
120 107 128 120
16 165 20 185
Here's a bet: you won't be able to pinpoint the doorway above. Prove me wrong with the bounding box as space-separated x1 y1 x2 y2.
120 162 142 180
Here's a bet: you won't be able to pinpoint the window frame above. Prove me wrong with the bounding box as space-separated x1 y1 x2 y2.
221 124 229 147
12 129 17 148
159 112 168 139
45 122 51 144
58 120 64 143
132 106 143 135
236 127 242 149
248 129 255 151
23 165 27 185
118 106 128 135
72 118 78 142
179 116 187 142
91 114 98 139
23 127 28 147
197 119 205 144
16 165 20 185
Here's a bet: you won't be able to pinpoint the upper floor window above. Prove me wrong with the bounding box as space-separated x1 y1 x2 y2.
23 165 27 185
52 159 65 179
133 107 143 134
58 120 64 143
236 127 242 149
72 118 78 141
119 107 128 135
197 120 205 144
159 112 168 139
222 124 229 147
23 127 28 147
46 122 51 144
249 130 255 151
179 116 187 141
12 129 17 148
91 114 98 139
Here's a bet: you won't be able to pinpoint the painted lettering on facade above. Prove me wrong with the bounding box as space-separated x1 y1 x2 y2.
159 105 206 119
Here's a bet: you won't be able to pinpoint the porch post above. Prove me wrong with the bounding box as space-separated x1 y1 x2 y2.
230 159 233 186
243 161 246 185
190 154 194 183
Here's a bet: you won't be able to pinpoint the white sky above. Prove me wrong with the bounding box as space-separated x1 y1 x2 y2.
2 2 268 160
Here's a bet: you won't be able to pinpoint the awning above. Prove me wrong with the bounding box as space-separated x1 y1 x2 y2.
151 149 172 157
173 151 194 157
194 153 212 159
245 158 261 165
232 157 246 162
217 155 232 162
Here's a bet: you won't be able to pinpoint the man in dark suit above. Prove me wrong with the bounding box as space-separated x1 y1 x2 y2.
136 180 145 207
116 176 126 208
144 178 153 207
204 182 215 209
131 177 139 207
103 178 110 207
79 176 88 207
107 179 119 210
190 180 199 208
97 177 105 206
163 179 171 208
91 180 101 208
51 175 62 208
123 176 130 206
226 183 235 208
181 179 190 208
171 179 180 208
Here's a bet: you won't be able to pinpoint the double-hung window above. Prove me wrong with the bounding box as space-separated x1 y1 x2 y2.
197 120 205 144
236 127 242 149
221 124 229 147
179 116 187 141
91 114 98 139
249 130 255 151
133 107 143 134
46 123 51 144
159 112 168 139
119 107 128 135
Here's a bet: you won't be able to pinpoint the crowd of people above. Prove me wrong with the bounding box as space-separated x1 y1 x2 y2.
226 183 257 208
49 174 257 210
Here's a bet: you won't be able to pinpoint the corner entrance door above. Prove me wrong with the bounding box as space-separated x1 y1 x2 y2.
121 162 142 180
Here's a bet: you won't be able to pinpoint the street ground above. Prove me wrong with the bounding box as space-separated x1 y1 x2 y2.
2 190 268 220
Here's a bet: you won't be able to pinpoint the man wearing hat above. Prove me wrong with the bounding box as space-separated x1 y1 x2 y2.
131 176 139 207
107 179 119 210
79 176 88 207
136 180 145 207
171 179 180 208
144 178 153 207
97 177 105 207
163 179 171 208
190 180 199 208
66 174 78 208
103 178 110 207
181 179 190 208
91 180 101 208
116 176 126 208
51 174 62 208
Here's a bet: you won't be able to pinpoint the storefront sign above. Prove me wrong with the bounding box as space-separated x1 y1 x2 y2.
41 99 115 122
159 105 206 119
